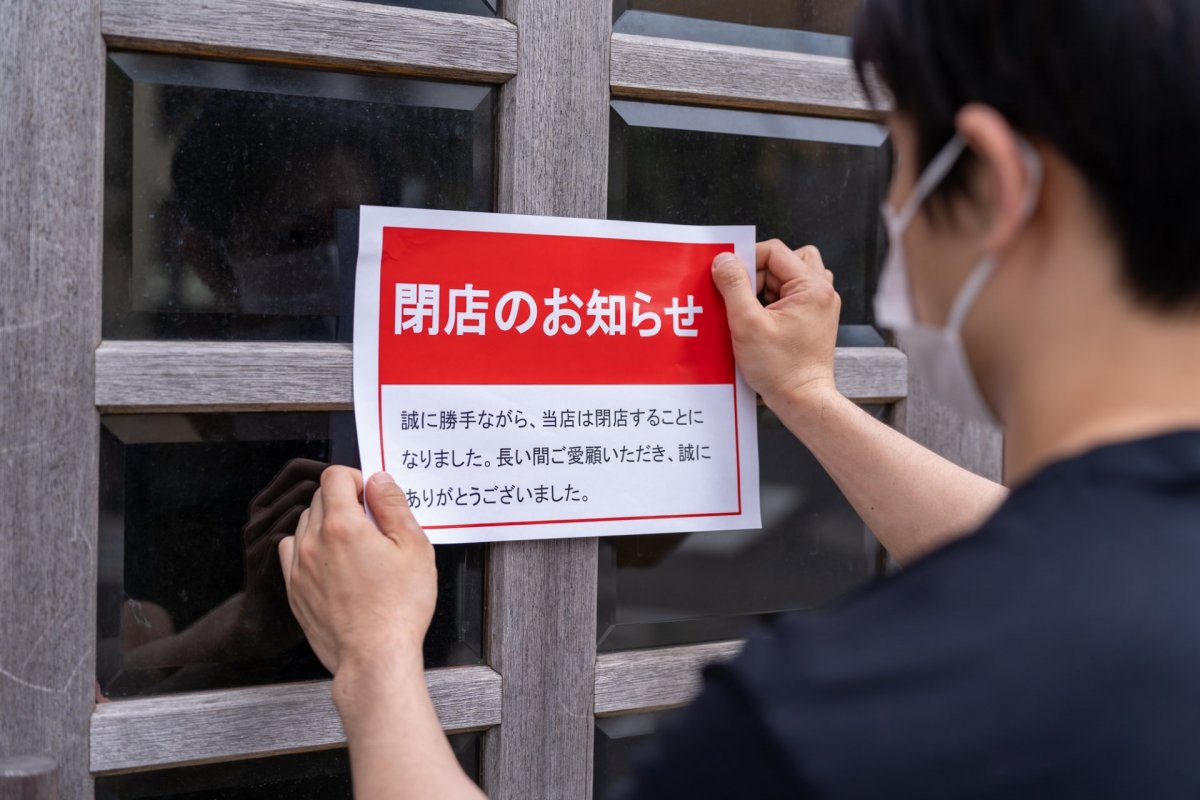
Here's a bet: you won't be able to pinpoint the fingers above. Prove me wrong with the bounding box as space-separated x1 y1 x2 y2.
365 473 428 546
307 489 324 539
711 253 762 332
278 536 295 587
755 241 832 302
320 466 367 521
756 240 809 286
294 505 312 550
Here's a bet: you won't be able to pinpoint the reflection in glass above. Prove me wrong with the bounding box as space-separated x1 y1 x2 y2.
95 736 481 798
103 52 494 341
598 408 885 651
610 100 890 344
594 712 670 798
613 0 862 56
97 413 484 699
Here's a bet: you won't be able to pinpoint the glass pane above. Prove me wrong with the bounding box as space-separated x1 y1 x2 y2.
610 101 890 345
356 0 496 14
594 712 670 798
97 413 484 699
103 52 494 341
598 407 884 651
95 735 481 798
614 0 862 57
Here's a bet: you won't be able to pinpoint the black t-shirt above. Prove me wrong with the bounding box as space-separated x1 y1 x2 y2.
609 431 1200 799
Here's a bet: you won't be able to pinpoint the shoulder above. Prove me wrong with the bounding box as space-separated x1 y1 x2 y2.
713 446 1200 796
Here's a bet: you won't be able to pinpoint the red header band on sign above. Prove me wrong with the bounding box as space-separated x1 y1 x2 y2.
378 228 736 386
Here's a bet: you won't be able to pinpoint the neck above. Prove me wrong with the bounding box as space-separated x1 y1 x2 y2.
1002 305 1200 486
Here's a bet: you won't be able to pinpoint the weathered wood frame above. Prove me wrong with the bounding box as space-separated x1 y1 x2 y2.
90 666 502 775
94 342 909 412
0 0 1003 796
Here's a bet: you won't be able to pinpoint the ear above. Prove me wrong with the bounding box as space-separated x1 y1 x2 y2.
956 104 1041 254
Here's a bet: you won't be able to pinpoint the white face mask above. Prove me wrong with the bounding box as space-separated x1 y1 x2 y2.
874 133 1043 427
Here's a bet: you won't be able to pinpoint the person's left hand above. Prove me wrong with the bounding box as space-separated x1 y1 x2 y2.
278 468 437 676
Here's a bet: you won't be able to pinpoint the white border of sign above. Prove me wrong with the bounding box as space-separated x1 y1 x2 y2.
354 206 760 543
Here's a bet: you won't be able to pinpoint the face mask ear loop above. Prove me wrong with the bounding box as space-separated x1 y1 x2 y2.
945 136 1045 332
1015 136 1045 223
945 257 999 331
893 134 968 230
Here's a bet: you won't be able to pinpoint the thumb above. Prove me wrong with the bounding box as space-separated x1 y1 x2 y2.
365 472 423 543
277 536 295 588
711 253 762 331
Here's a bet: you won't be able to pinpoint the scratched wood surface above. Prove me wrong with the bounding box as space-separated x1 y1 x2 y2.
102 0 518 83
595 641 743 717
0 0 104 796
484 0 611 797
95 341 907 411
611 32 879 119
90 666 501 775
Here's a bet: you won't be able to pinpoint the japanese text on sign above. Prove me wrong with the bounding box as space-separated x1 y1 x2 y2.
395 284 704 338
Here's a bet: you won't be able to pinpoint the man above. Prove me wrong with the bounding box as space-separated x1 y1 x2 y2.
279 1 1200 796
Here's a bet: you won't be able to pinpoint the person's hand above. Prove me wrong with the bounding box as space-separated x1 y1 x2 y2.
711 240 842 409
278 468 436 677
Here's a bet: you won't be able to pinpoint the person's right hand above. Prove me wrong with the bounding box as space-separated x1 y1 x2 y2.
711 240 842 409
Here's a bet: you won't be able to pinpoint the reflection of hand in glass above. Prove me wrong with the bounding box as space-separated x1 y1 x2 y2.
230 457 327 660
119 459 326 676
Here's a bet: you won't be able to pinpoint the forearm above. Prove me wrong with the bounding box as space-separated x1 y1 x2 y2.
122 594 244 671
767 387 1008 564
334 652 486 800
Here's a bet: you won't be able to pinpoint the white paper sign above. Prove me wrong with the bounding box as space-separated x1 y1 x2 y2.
354 206 760 544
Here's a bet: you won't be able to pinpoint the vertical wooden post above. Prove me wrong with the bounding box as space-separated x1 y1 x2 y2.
0 756 58 800
484 0 611 797
0 0 105 797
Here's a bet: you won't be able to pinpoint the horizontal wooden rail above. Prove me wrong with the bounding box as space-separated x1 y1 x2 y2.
95 341 907 412
611 32 879 119
595 640 743 717
90 665 501 775
102 0 518 83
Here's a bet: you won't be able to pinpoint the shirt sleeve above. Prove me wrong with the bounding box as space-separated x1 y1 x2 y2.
603 661 811 800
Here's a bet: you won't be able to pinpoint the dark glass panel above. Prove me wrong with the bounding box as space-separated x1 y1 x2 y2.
103 52 493 341
594 712 670 798
95 735 481 798
614 0 863 57
609 100 890 344
97 413 483 699
598 407 885 651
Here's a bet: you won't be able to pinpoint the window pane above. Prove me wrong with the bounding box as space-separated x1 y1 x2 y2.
598 407 884 651
610 101 889 344
95 735 481 798
614 0 862 56
97 413 484 699
594 712 669 798
354 0 496 14
103 53 494 341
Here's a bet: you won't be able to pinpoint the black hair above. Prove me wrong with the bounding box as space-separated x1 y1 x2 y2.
853 0 1200 310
